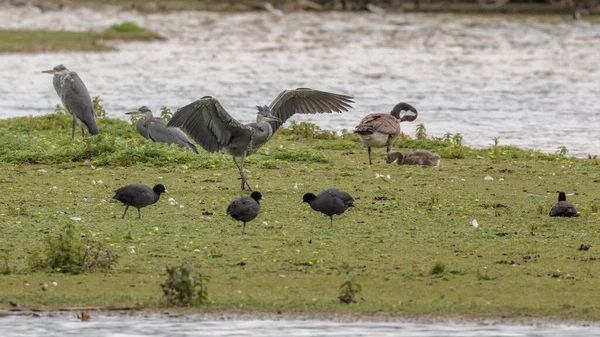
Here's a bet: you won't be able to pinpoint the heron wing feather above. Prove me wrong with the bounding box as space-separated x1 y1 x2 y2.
167 96 248 152
267 88 354 131
61 72 98 132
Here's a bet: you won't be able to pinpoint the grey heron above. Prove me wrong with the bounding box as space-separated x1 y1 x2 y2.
387 150 440 167
125 106 199 153
302 188 354 225
227 191 263 235
167 88 354 191
42 64 99 139
354 102 417 165
112 183 168 219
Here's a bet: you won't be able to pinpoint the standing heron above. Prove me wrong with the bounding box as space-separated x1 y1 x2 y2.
125 106 199 153
42 64 99 139
167 88 354 190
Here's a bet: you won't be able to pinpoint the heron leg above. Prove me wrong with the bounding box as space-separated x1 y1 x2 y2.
232 156 252 191
330 216 333 225
121 205 129 219
137 208 141 219
367 147 372 165
71 118 76 139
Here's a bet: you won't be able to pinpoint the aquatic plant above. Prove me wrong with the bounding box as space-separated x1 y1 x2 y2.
28 224 118 274
161 262 209 306
339 264 362 304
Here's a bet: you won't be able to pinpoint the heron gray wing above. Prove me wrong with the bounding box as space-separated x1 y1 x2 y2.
60 72 98 133
167 96 249 152
267 88 354 131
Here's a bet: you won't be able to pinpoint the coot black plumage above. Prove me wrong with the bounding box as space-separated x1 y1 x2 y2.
227 191 263 234
550 192 578 217
112 183 167 219
302 188 354 224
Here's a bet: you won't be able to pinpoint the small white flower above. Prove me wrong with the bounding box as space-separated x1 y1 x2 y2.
182 164 188 169
130 246 136 253
193 249 200 252
153 226 159 231
386 174 391 180
470 218 479 228
279 145 283 149
51 281 58 286
296 249 301 253
179 204 184 208
484 175 494 181
168 198 178 206
499 178 505 181
82 197 88 201
263 221 269 226
264 150 270 155
375 173 381 179
70 217 81 221
97 180 103 184
52 186 57 189
158 176 163 179
25 282 30 287
37 169 47 173
91 165 96 170
293 183 298 189
101 199 107 203
92 180 96 185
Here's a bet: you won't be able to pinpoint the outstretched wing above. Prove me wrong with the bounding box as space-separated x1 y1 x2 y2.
60 72 98 134
267 88 354 131
167 96 250 152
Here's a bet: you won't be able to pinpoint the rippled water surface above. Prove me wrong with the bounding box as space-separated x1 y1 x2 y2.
0 6 598 155
2 316 600 337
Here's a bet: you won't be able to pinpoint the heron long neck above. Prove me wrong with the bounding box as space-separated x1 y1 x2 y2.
248 120 274 154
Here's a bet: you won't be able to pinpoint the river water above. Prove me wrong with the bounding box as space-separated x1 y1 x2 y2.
0 6 598 156
2 315 600 337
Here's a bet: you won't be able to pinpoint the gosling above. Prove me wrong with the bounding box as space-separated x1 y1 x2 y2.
387 150 440 167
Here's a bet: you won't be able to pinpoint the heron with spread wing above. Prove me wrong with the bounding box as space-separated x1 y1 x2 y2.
168 88 354 190
125 106 199 153
42 64 99 139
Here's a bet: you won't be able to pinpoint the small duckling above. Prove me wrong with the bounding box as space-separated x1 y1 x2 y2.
387 150 440 167
549 192 578 217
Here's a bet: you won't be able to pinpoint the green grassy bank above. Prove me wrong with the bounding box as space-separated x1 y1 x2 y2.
0 22 164 53
0 112 599 321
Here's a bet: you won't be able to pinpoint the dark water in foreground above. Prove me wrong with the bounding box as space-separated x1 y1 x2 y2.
0 6 599 156
2 316 600 337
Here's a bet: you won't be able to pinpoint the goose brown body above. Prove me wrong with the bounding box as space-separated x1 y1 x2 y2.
387 150 440 167
354 102 417 165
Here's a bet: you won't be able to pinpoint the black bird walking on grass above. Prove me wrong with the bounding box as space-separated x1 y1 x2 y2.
112 183 168 219
125 106 199 153
167 88 353 191
302 188 355 224
550 192 578 217
42 64 99 139
227 191 263 234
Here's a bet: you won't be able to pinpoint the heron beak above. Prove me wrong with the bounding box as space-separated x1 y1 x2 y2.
41 70 56 75
125 111 142 115
264 114 282 123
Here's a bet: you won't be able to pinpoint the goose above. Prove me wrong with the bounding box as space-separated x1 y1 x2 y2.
354 102 417 165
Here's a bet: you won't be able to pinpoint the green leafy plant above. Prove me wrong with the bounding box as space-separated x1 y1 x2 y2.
161 262 209 306
339 264 362 304
556 146 568 157
93 96 107 118
54 104 67 115
0 250 13 275
415 123 427 140
29 224 117 274
160 106 173 121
